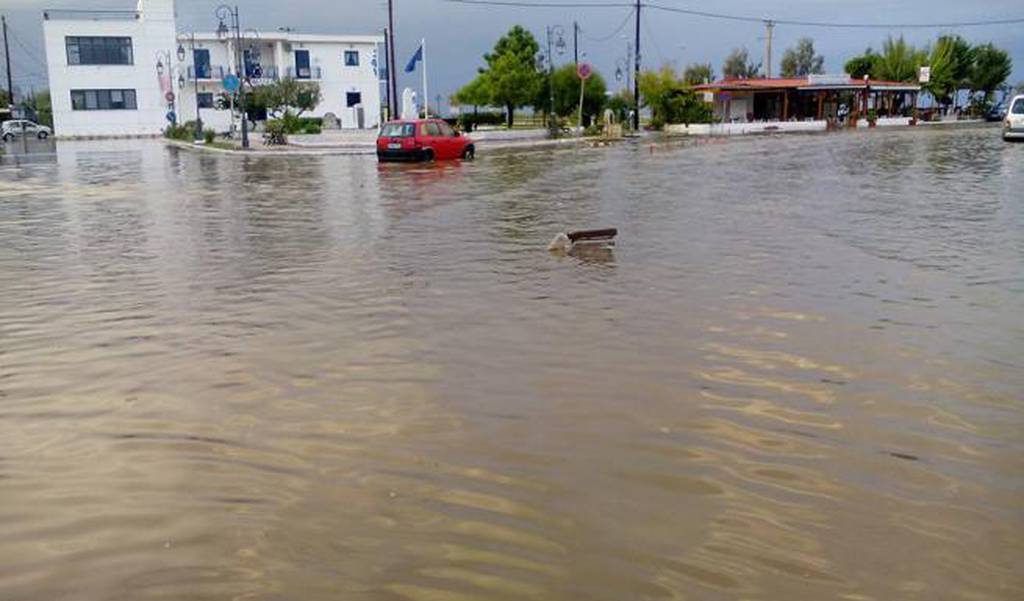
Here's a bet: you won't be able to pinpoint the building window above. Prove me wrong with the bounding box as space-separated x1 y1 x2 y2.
344 50 359 67
197 93 214 108
66 36 133 65
346 92 362 107
70 89 137 111
193 49 211 79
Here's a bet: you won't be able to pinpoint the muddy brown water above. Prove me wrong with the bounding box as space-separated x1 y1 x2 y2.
1 126 1022 600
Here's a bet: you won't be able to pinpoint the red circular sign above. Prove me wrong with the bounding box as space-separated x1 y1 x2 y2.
577 62 593 80
165 91 175 103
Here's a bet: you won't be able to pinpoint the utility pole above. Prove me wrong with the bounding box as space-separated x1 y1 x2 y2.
764 20 775 78
387 0 398 120
383 26 391 120
573 21 579 66
633 0 641 130
2 15 13 113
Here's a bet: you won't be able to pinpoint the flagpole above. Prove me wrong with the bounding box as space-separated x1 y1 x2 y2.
421 38 428 117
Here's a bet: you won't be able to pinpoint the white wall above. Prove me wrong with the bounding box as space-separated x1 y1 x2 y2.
175 37 382 133
43 0 178 137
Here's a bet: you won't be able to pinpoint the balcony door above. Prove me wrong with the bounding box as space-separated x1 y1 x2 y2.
294 50 310 79
193 48 210 79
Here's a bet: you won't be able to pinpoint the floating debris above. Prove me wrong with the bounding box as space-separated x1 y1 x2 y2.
548 228 618 253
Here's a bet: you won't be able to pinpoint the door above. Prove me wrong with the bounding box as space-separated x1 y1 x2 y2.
437 121 461 158
421 121 447 159
193 48 210 79
295 50 311 79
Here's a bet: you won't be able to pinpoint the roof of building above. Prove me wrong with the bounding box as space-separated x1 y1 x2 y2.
694 76 920 92
184 32 384 45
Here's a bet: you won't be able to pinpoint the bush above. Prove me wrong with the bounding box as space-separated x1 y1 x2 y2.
458 111 506 131
203 128 216 144
264 120 287 145
163 121 197 141
303 123 321 135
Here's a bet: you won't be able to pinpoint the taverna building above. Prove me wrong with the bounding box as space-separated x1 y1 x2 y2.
42 0 384 137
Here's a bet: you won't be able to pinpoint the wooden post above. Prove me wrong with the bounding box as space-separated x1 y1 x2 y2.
912 91 918 125
782 91 789 121
817 93 824 121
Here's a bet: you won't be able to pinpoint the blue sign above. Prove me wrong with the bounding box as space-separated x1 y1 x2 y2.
166 111 177 124
222 74 241 92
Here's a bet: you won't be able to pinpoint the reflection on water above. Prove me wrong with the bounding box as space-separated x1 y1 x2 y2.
1 126 1022 601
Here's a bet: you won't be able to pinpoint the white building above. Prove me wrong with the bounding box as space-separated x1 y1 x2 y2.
42 0 384 137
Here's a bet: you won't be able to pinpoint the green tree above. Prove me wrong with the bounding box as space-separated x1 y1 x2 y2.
481 25 543 128
605 90 633 123
543 63 607 126
968 43 1011 103
250 78 322 119
875 35 925 82
28 90 52 128
722 48 761 79
638 66 713 129
780 38 825 77
844 48 880 79
682 62 715 86
452 75 490 108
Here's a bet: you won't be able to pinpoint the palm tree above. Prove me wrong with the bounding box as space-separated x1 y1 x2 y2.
874 36 925 83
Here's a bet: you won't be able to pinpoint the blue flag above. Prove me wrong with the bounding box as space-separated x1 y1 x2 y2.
405 44 423 73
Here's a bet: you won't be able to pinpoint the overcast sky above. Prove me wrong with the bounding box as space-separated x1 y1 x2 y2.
4 0 1023 105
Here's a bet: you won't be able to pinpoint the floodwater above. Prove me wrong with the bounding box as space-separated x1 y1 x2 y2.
1 126 1022 601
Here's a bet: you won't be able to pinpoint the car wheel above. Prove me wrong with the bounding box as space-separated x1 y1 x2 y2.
37 131 48 140
462 145 475 160
421 148 435 162
2 133 13 142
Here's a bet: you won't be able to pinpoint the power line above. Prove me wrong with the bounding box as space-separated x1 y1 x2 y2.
7 29 48 70
582 8 635 42
643 2 1024 29
641 9 666 65
440 0 1024 29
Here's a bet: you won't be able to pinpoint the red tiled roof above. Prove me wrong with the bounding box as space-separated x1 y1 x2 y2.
693 77 919 91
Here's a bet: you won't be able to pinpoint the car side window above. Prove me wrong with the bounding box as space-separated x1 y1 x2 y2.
1012 99 1024 115
438 122 456 137
423 122 441 137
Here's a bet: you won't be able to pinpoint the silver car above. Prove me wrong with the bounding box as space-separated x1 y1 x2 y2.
1 119 53 141
1005 95 1024 142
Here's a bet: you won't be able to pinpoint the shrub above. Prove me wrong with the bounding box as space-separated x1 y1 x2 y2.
264 120 287 145
203 128 216 144
458 111 506 131
303 123 321 135
163 121 197 141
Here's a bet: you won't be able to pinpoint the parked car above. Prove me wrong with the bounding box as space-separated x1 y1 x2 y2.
985 103 1007 122
1004 95 1024 142
1 119 52 141
376 119 474 162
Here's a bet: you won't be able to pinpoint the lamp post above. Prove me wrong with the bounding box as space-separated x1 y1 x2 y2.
215 4 249 149
543 25 567 133
155 49 178 127
179 33 203 140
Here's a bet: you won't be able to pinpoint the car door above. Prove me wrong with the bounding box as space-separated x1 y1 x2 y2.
422 121 444 158
436 121 460 158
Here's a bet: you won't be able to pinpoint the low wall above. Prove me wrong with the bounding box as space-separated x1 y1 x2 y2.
666 121 827 136
856 117 913 128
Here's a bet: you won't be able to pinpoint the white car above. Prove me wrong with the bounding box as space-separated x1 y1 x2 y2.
1005 95 1024 142
1 119 52 141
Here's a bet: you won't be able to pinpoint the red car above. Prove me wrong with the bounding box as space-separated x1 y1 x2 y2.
376 119 475 162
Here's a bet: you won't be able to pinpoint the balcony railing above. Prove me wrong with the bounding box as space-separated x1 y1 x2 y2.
188 65 226 81
285 66 321 80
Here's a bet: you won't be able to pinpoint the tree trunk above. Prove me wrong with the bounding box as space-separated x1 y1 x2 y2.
506 104 514 128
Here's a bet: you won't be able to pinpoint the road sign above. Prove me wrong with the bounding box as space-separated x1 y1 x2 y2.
918 66 931 84
165 91 175 103
166 111 177 124
223 74 241 92
577 62 593 81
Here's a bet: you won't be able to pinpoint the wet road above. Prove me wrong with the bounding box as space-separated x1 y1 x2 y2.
1 126 1022 600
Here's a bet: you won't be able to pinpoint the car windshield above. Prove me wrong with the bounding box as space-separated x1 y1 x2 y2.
380 123 415 137
1011 98 1024 115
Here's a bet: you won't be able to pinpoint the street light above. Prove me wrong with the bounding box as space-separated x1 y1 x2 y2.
214 4 249 148
176 43 186 63
543 25 566 134
154 49 176 126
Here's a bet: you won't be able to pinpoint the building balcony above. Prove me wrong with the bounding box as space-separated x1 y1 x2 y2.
188 65 227 81
285 66 322 80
